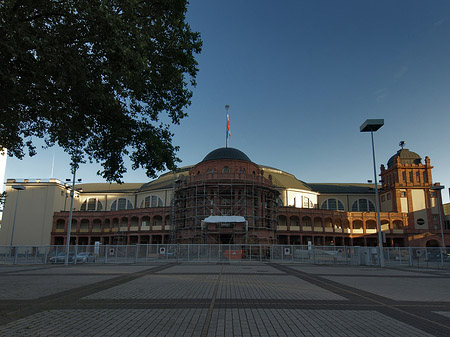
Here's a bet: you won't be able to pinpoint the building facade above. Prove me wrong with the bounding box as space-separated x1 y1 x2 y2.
0 147 448 248
0 149 6 222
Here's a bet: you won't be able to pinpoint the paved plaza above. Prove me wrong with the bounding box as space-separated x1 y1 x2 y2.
0 263 450 336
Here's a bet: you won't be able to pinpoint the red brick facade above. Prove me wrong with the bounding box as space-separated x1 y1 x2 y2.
50 148 449 248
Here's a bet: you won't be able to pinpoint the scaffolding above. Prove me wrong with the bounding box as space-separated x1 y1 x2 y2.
170 171 178 244
173 172 279 244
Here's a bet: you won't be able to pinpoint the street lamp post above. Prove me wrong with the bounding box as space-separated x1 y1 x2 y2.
360 119 385 267
65 169 81 266
430 185 446 265
9 185 26 260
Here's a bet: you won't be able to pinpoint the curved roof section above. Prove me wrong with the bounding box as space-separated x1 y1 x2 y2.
259 166 312 191
308 183 377 194
202 147 251 163
387 148 421 168
139 166 193 192
76 183 144 193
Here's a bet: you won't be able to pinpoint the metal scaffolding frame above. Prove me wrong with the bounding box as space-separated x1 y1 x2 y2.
173 173 279 244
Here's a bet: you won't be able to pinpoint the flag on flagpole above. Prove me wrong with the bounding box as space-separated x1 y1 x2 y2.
225 104 230 148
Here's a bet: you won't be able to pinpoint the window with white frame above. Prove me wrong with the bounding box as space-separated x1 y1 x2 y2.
80 198 103 211
140 195 163 208
110 198 133 211
320 198 344 211
351 199 375 212
303 197 310 208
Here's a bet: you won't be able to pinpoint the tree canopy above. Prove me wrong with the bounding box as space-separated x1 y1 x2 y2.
0 0 202 181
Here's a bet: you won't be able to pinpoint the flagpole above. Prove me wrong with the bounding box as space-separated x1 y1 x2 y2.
225 105 230 148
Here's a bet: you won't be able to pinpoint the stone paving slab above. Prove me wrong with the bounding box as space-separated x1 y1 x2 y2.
0 308 207 337
158 264 284 274
289 265 436 277
0 308 433 337
0 275 119 300
18 265 155 275
217 275 346 300
407 268 450 275
85 274 218 300
322 275 450 301
0 265 161 300
1 263 450 336
435 311 450 318
0 266 40 274
208 309 434 337
84 273 344 301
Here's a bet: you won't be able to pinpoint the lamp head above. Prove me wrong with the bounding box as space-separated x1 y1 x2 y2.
360 119 384 132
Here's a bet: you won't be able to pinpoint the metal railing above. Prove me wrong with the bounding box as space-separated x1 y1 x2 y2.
0 244 448 268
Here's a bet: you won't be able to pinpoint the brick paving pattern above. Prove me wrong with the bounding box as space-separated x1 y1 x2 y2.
207 309 433 337
0 263 449 336
85 274 218 300
159 265 285 275
320 275 450 301
435 311 450 318
216 274 345 300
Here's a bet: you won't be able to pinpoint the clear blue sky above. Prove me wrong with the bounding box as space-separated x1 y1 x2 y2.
4 0 450 202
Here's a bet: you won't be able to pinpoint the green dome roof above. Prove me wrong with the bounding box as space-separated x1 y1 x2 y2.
202 148 251 162
387 148 421 168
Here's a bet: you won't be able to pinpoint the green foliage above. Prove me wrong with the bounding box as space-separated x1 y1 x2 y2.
0 0 202 181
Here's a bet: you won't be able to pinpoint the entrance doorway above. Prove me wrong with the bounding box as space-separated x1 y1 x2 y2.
220 234 233 244
426 239 440 247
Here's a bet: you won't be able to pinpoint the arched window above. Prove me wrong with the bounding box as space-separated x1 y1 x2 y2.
352 220 363 230
80 219 89 232
278 215 287 226
153 215 163 227
80 198 103 211
393 220 403 229
110 198 133 211
222 166 231 173
56 219 65 230
351 199 375 212
140 195 163 208
92 219 101 231
320 198 344 211
314 217 323 227
334 219 342 229
366 220 377 230
290 216 300 226
302 216 312 227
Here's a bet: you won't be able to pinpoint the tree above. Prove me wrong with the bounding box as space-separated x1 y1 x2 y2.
0 0 202 181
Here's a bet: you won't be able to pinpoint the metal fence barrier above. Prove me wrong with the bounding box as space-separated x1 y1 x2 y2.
0 244 448 268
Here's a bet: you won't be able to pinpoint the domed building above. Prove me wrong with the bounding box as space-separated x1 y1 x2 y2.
1 146 448 249
174 148 280 244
